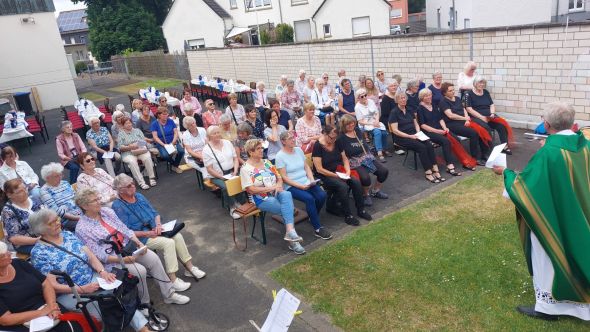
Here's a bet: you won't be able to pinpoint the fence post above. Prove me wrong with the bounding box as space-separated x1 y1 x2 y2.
123 58 130 80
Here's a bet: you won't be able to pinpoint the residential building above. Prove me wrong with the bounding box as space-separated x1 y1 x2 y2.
388 0 408 26
426 0 590 32
57 9 91 62
0 0 78 110
162 0 391 53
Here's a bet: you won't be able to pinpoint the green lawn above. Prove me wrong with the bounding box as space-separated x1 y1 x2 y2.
271 172 588 331
79 92 106 102
108 78 184 95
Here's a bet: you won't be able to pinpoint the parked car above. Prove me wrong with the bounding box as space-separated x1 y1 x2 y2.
390 25 401 35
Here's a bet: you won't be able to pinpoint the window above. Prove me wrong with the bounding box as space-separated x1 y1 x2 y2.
80 35 86 44
323 24 331 37
70 36 76 44
291 0 308 5
352 16 370 37
230 0 238 9
245 0 271 11
390 8 402 18
569 0 584 11
187 38 206 50
62 38 66 45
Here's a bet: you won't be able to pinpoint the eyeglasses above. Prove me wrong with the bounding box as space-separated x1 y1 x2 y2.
207 103 214 106
84 157 95 163
359 95 367 99
48 216 61 226
159 99 167 102
323 76 328 79
377 73 384 76
123 183 135 189
327 135 337 140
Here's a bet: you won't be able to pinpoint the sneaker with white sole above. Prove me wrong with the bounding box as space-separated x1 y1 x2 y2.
164 292 190 305
288 242 306 255
284 230 303 242
171 277 191 292
184 266 206 279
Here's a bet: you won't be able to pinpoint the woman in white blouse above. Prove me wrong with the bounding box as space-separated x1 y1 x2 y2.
0 146 40 199
354 88 390 162
457 61 478 99
310 80 335 127
202 126 240 218
181 116 208 179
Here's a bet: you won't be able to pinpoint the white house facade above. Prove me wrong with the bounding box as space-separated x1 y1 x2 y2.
163 0 391 53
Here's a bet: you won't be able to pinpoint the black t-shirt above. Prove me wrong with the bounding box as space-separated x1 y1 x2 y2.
336 128 367 159
406 92 420 112
179 113 204 131
389 107 417 135
428 85 443 110
380 94 397 126
465 89 494 116
312 142 343 173
439 97 466 124
0 259 46 328
417 105 443 130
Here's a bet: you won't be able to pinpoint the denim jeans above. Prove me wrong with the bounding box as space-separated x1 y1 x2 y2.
287 184 326 230
157 141 185 167
256 191 294 225
369 128 389 152
64 160 80 184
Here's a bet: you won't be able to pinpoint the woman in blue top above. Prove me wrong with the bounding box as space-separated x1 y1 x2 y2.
275 131 331 240
150 107 185 173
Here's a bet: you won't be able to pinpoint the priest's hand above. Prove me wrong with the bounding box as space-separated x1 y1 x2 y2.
492 165 505 175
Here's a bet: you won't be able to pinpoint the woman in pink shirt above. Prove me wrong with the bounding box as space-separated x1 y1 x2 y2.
201 99 223 129
55 120 86 184
179 89 202 115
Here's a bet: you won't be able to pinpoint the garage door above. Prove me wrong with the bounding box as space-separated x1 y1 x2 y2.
294 19 312 42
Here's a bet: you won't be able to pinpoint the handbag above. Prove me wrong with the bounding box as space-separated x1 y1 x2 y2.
207 143 233 176
161 222 185 238
235 202 256 215
351 131 377 173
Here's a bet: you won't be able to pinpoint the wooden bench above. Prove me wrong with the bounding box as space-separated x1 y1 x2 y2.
225 176 267 245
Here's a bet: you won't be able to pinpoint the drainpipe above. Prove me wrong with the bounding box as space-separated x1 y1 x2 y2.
278 0 284 24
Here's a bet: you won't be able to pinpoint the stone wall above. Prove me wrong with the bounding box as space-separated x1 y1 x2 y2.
187 22 590 127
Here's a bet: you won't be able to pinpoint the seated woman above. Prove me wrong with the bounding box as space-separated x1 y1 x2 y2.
181 115 208 178
112 174 206 281
219 114 237 141
130 98 143 126
355 88 390 163
157 97 174 118
1 179 43 255
117 117 157 190
240 139 305 255
179 89 201 116
110 110 128 141
336 115 389 207
254 81 269 118
56 121 87 184
201 99 223 129
275 132 331 240
295 103 322 153
0 146 40 199
309 79 335 127
235 122 257 165
264 109 287 163
439 82 488 165
405 79 420 112
179 102 204 131
0 241 83 332
74 189 191 305
465 75 512 154
243 104 265 139
76 152 118 206
280 80 302 119
389 93 445 183
417 88 466 175
269 99 293 131
28 209 155 332
136 104 155 138
86 117 121 177
202 126 241 218
39 162 81 231
225 93 246 126
337 78 356 118
312 125 372 226
150 108 185 173
364 78 381 110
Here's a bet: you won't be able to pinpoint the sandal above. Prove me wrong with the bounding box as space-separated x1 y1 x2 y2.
425 171 440 184
139 183 150 190
463 165 477 171
149 179 157 186
433 171 446 182
446 167 462 176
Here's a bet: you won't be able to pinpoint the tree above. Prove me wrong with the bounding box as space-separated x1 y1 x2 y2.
408 0 425 14
275 23 294 44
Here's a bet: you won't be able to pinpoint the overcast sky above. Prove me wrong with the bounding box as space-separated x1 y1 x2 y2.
53 0 86 15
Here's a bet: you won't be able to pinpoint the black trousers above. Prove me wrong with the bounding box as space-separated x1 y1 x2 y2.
471 117 508 144
322 176 364 216
424 131 453 164
394 135 437 171
353 160 389 187
446 121 488 159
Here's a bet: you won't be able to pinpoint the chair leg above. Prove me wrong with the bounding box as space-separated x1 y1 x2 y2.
413 151 418 170
195 170 205 191
251 212 267 245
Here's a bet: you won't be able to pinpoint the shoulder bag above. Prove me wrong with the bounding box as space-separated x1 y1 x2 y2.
207 143 233 176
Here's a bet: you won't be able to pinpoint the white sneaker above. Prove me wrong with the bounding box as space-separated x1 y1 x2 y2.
184 266 206 279
140 308 149 317
163 292 190 305
171 277 191 292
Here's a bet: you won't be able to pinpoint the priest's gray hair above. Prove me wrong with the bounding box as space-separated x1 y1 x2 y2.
544 102 575 131
29 209 58 236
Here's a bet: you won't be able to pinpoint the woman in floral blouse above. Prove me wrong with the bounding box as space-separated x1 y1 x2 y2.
76 152 118 206
39 162 82 231
294 102 322 153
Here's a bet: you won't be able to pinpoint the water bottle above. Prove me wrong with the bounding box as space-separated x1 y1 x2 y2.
9 111 17 129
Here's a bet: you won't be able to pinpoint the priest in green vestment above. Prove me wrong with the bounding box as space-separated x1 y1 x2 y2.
494 102 590 321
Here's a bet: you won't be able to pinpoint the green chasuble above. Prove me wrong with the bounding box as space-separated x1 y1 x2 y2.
504 132 590 303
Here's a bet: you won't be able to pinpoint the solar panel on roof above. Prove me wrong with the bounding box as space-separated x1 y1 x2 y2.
57 9 88 32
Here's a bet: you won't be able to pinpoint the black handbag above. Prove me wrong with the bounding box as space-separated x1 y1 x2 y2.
161 222 185 238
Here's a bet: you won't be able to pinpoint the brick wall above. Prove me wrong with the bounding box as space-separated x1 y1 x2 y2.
187 22 590 127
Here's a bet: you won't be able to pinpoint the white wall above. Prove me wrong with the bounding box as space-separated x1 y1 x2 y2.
219 0 322 28
0 12 77 110
163 0 226 53
314 0 390 40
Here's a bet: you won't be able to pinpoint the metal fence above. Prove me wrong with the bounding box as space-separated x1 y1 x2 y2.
116 51 190 80
75 58 130 89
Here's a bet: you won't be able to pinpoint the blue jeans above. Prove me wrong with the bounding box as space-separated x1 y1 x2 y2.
157 142 185 167
288 185 326 230
256 191 294 225
368 128 388 153
64 161 80 184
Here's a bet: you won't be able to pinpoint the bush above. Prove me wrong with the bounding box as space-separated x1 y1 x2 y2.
260 29 271 45
275 23 294 43
75 61 88 74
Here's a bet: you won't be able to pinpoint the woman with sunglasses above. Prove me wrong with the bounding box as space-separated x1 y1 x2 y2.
201 99 223 129
355 88 390 162
76 152 118 206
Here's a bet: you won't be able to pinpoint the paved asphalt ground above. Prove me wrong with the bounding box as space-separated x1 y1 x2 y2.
17 79 540 331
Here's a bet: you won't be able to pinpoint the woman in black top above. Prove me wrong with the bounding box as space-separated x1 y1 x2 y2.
336 115 389 207
405 79 420 112
312 126 371 225
465 76 511 154
428 72 444 108
380 80 398 128
389 93 444 183
439 82 488 165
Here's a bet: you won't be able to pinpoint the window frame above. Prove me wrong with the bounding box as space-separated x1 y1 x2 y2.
323 24 331 38
244 0 272 12
291 0 308 5
351 16 371 37
187 38 206 50
390 8 402 18
230 0 238 9
569 0 585 12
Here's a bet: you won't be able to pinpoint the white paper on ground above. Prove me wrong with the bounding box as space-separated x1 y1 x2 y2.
29 315 55 332
415 131 430 141
161 220 177 232
485 143 507 168
260 288 301 332
223 174 239 180
102 151 114 159
164 144 176 155
97 277 122 290
336 172 350 180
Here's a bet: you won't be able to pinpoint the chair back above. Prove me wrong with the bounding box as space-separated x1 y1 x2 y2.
225 176 243 196
304 153 313 168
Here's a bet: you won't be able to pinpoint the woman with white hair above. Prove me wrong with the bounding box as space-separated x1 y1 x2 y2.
179 101 204 131
117 117 157 189
457 61 478 98
225 93 246 126
110 109 127 141
310 79 335 127
302 76 316 104
295 69 307 96
181 115 209 178
56 120 87 184
281 80 302 119
254 81 269 117
39 162 82 231
86 116 121 177
202 126 241 218
355 88 390 162
275 75 288 99
405 78 420 112
131 98 143 125
219 113 237 141
428 72 444 108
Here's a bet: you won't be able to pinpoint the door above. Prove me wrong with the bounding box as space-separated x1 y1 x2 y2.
294 20 312 42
